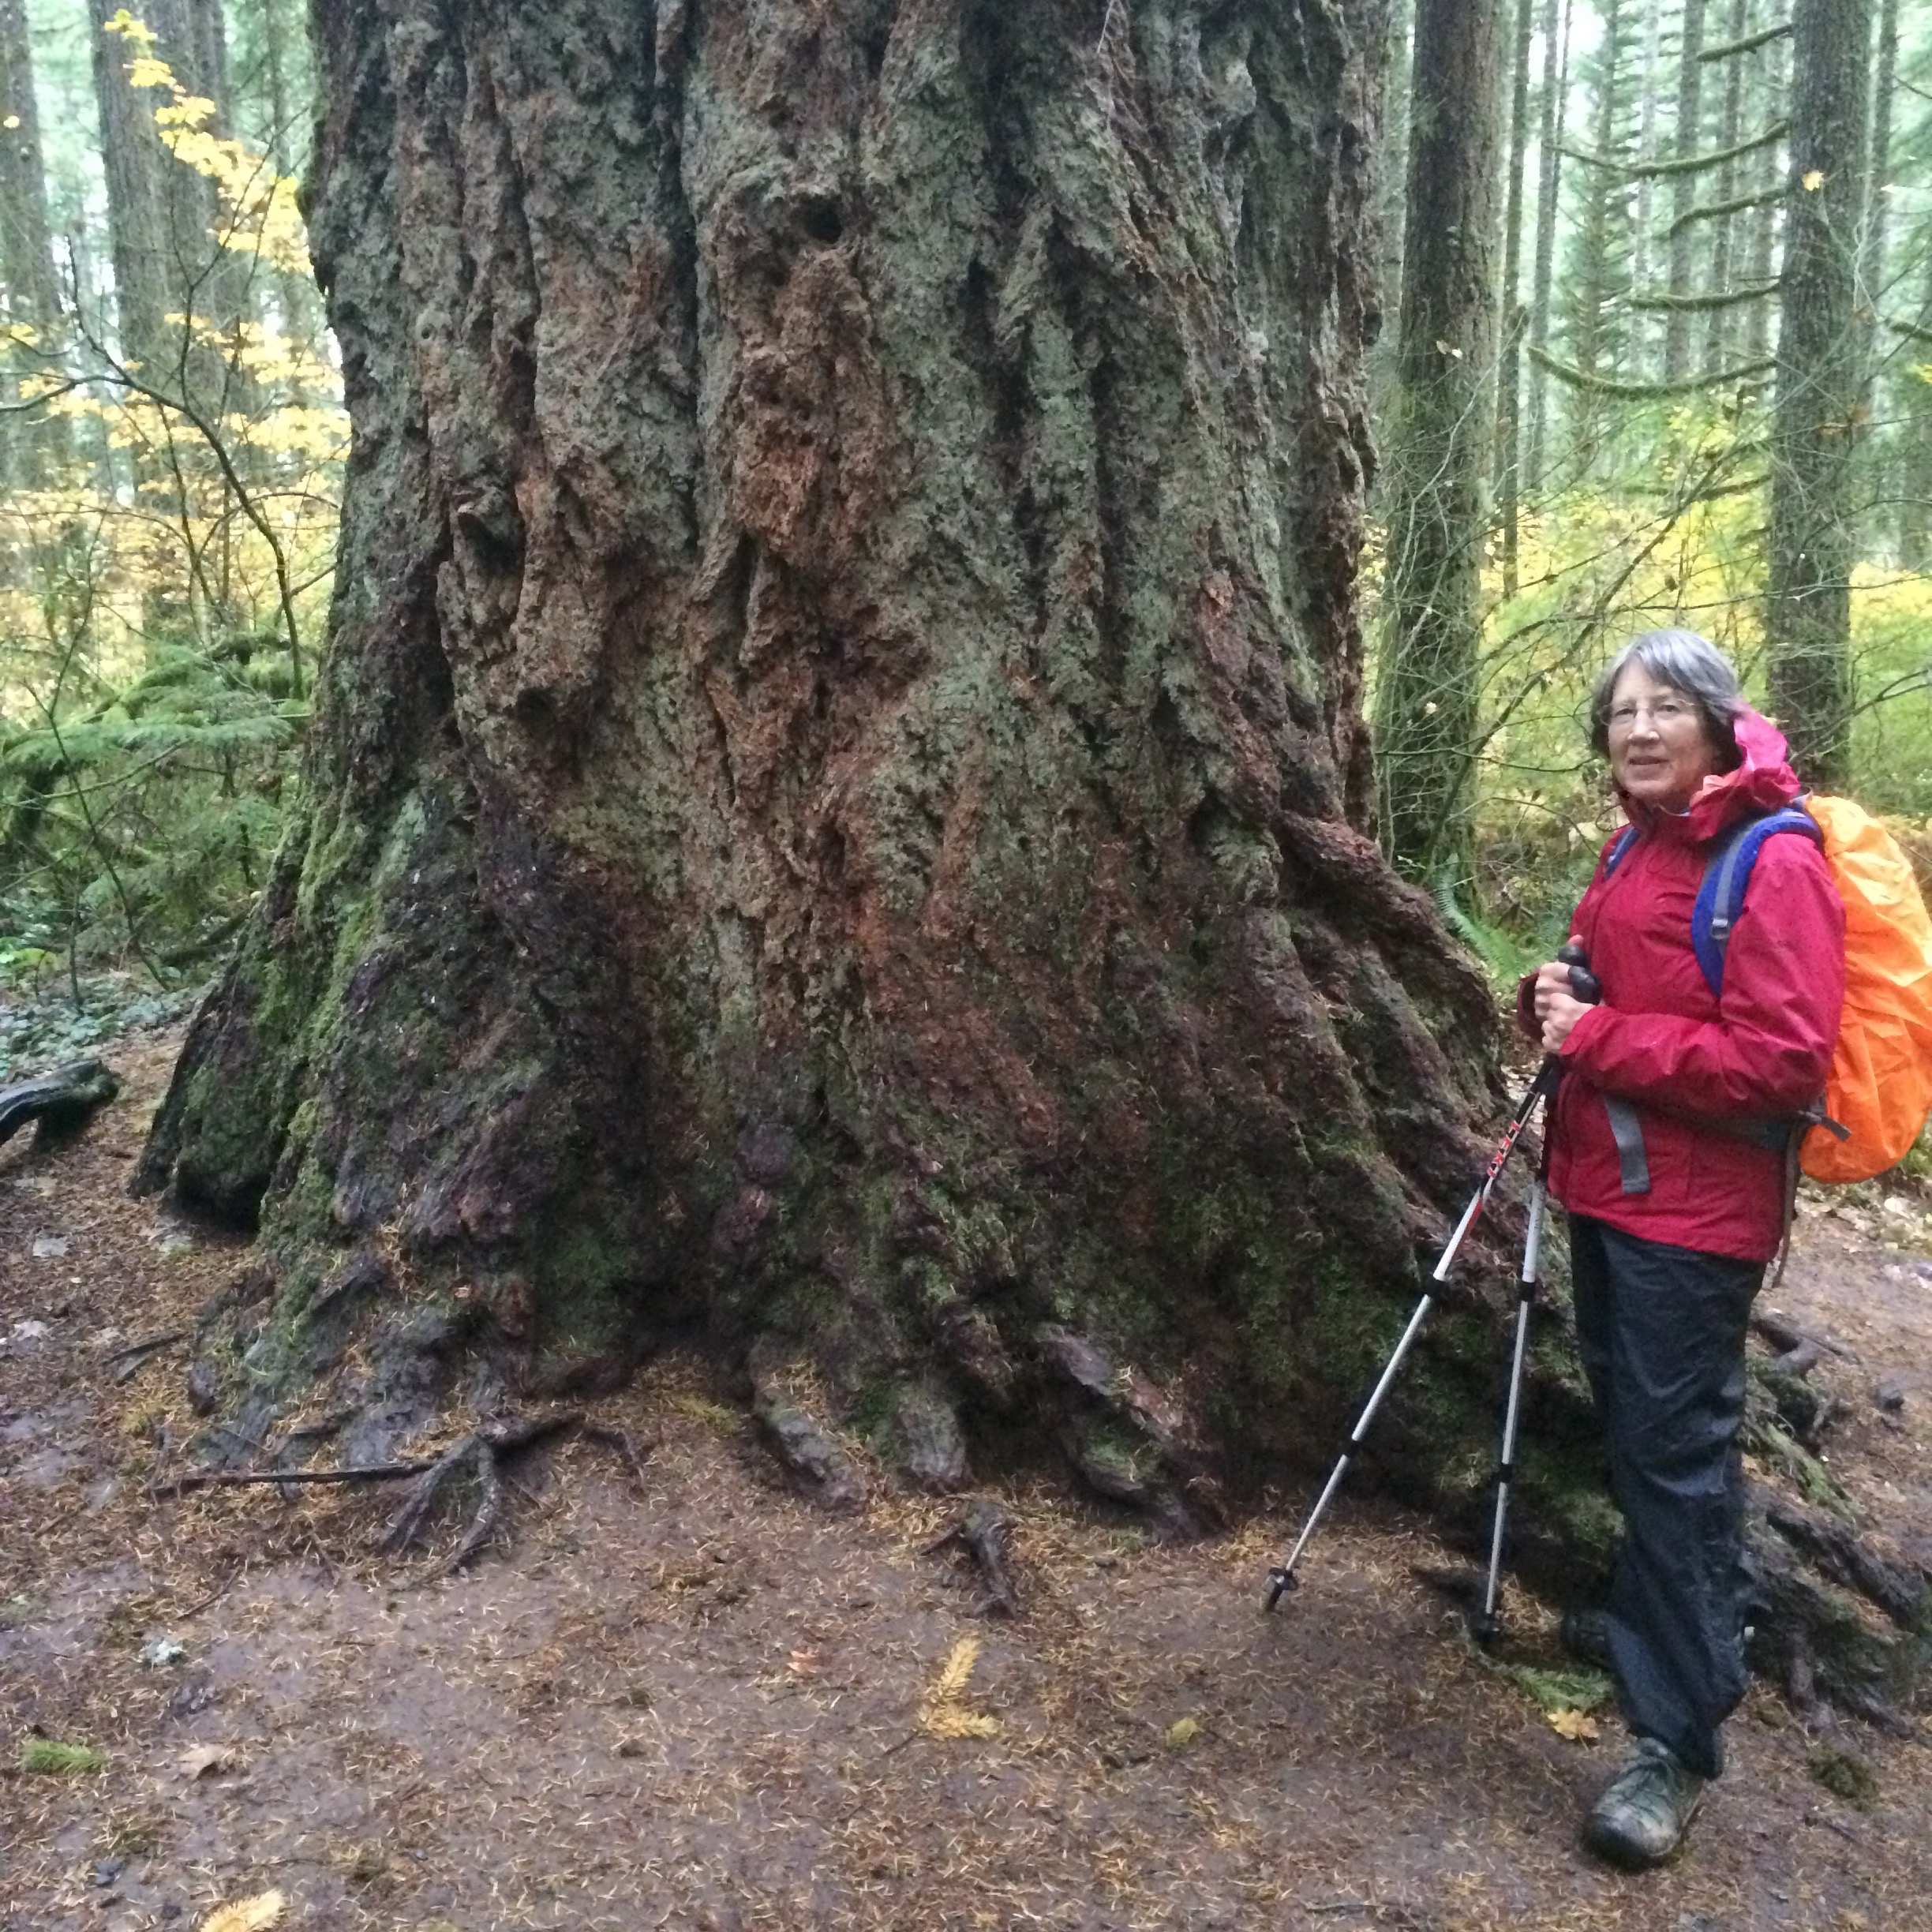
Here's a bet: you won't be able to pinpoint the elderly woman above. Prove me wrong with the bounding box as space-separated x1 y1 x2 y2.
1526 630 1843 1868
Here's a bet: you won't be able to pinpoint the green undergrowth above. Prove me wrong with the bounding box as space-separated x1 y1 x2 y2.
20 1737 107 1775
1470 1645 1615 1719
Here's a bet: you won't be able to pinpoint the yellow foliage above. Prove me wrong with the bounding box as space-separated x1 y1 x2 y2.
100 9 159 51
198 1893 286 1932
915 1636 1002 1741
1546 1708 1601 1743
930 1634 981 1704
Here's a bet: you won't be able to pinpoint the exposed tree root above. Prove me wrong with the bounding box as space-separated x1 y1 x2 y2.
579 1421 656 1495
925 1502 1022 1618
106 1330 189 1383
380 1413 582 1573
0 1058 120 1150
156 1410 659 1578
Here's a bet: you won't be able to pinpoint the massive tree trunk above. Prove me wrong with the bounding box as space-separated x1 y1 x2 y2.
138 0 1510 1520
1373 0 1505 883
1765 0 1870 788
132 1 1927 1724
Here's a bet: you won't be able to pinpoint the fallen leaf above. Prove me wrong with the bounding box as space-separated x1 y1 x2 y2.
1801 169 1824 192
1165 1717 1202 1749
916 1635 1001 1739
919 1704 1002 1739
1547 1707 1601 1743
199 1893 286 1932
929 1635 981 1705
179 1743 235 1780
786 1648 820 1677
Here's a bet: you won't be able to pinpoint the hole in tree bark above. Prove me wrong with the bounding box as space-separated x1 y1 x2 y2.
800 198 844 245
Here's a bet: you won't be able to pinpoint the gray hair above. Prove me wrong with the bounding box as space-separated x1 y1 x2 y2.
1588 628 1743 761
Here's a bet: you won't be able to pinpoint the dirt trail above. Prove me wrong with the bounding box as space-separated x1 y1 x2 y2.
3 1028 1929 1931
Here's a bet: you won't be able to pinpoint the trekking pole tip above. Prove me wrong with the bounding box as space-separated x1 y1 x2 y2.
1468 1608 1502 1648
1264 1567 1296 1612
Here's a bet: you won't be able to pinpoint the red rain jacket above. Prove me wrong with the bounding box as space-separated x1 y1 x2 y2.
1518 708 1845 1262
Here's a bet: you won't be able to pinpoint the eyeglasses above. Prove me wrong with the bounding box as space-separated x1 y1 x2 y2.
1607 696 1698 733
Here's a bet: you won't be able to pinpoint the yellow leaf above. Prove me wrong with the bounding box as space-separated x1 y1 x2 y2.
199 1893 286 1932
929 1635 980 1705
2 115 19 130
1547 1708 1601 1743
918 1703 1001 1739
1802 169 1825 193
1165 1717 1201 1749
916 1635 1000 1739
102 11 159 51
178 1743 235 1779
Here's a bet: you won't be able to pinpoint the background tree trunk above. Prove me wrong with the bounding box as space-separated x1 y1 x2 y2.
1663 0 1708 383
1524 0 1567 494
1374 0 1506 884
1566 0 1630 476
1740 18 1784 365
137 0 1511 1526
237 0 325 358
90 0 170 376
1493 0 1534 600
1700 0 1750 373
0 0 69 489
1630 0 1663 380
1856 0 1897 556
1765 0 1871 788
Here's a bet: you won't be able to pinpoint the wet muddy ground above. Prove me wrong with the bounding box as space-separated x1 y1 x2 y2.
3 1028 1929 1930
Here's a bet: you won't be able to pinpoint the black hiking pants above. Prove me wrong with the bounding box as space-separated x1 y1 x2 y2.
1569 1215 1764 1780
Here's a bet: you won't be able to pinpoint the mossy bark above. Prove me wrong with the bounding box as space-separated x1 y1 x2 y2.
126 3 1932 1714
137 0 1507 1502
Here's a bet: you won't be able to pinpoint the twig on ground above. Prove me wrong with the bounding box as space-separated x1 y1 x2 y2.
154 1460 432 1496
106 1330 188 1383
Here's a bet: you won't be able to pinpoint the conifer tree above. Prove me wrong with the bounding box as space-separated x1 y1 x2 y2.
1376 0 1506 879
1766 0 1872 786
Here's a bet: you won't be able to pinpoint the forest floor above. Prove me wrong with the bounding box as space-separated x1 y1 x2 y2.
3 1023 1930 1932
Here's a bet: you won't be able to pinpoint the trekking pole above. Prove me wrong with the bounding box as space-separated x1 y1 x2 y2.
1468 1141 1548 1647
1264 945 1598 1613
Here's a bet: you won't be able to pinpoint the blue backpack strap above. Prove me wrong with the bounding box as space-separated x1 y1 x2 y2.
1602 826 1640 877
1692 806 1822 995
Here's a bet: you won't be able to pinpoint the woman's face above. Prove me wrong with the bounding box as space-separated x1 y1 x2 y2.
1606 664 1723 812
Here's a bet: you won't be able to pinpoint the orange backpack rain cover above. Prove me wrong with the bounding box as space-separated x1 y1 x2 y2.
1801 795 1932 1183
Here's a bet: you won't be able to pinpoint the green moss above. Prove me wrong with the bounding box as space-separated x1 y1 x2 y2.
1807 1746 1878 1809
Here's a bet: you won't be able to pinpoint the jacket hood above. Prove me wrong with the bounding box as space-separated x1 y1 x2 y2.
1619 703 1803 843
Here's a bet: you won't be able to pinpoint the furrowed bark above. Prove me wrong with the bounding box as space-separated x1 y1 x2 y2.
140 0 1511 1522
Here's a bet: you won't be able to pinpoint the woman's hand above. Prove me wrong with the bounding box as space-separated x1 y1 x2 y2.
1533 938 1594 1052
1538 991 1592 1054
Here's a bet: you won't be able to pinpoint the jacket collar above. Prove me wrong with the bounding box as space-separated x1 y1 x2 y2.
1616 705 1803 844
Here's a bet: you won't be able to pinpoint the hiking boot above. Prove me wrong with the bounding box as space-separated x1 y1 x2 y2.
1559 1605 1614 1671
1583 1736 1706 1869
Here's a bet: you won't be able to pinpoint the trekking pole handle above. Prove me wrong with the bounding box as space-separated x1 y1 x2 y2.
1556 942 1601 1006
